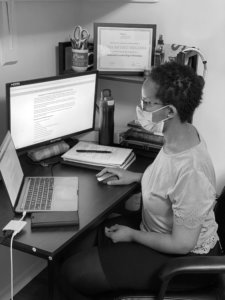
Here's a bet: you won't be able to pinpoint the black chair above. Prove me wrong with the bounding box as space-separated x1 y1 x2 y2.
102 187 225 300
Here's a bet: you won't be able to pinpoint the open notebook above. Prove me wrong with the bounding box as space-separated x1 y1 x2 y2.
61 141 136 170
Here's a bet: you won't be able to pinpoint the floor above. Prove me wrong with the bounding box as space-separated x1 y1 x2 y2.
14 268 65 300
13 267 113 300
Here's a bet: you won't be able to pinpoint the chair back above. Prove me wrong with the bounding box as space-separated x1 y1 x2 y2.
215 186 225 252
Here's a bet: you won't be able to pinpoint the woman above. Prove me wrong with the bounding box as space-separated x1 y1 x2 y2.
60 62 221 300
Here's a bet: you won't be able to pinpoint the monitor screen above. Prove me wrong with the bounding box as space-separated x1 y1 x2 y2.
6 71 98 151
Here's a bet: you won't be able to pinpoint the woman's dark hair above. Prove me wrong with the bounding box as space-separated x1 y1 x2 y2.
150 61 205 122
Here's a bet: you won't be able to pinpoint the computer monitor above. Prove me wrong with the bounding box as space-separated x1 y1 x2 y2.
6 71 98 153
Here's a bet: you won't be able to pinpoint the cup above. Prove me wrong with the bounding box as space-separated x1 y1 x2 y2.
72 49 94 72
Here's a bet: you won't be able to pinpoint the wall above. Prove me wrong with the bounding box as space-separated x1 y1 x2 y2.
0 0 225 298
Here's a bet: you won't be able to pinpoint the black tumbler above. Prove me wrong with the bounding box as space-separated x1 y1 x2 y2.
99 89 115 146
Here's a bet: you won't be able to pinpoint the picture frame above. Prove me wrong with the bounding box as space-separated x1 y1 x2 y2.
58 41 72 75
94 23 156 75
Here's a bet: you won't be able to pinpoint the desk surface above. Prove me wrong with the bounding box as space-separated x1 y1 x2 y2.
0 155 151 259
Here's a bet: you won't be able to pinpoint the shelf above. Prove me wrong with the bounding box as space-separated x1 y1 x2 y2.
60 68 145 84
99 74 145 84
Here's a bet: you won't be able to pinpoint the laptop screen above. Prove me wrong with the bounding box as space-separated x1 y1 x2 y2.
0 132 23 207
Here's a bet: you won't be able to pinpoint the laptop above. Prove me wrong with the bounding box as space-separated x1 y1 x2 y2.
0 131 78 213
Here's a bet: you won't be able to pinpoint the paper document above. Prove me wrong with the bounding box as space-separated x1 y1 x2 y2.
61 141 136 169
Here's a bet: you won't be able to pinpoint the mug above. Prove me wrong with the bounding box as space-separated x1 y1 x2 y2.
72 49 94 72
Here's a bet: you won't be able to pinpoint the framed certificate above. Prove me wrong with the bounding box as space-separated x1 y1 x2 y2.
94 23 156 75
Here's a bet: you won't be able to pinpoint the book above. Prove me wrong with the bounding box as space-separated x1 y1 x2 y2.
120 138 162 150
127 119 163 137
122 128 164 145
127 119 143 129
61 141 136 170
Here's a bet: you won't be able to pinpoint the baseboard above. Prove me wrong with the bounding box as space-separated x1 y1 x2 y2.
0 259 47 300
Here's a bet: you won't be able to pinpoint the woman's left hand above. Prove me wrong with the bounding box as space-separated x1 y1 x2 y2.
105 224 135 243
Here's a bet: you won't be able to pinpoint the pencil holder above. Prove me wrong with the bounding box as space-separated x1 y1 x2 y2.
72 49 93 72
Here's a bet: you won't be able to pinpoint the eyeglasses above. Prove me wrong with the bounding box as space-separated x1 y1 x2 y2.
140 97 163 111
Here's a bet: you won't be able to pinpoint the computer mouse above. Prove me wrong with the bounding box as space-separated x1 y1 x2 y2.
97 172 118 184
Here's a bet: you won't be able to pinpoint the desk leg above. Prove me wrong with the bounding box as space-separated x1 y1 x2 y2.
48 258 55 300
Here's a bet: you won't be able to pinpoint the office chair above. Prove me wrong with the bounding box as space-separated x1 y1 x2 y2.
101 186 225 300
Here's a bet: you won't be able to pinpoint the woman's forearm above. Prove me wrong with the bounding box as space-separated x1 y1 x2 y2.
132 229 191 254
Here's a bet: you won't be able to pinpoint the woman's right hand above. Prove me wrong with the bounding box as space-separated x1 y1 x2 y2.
96 167 142 185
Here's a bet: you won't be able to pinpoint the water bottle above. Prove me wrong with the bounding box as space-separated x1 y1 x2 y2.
99 89 115 145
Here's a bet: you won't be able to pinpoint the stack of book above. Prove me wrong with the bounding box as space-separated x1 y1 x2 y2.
61 141 136 170
119 119 164 152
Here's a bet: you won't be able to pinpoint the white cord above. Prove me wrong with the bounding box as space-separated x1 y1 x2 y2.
10 212 26 300
10 231 17 300
20 211 27 221
182 47 207 79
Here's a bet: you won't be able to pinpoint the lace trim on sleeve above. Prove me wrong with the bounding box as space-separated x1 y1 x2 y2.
174 208 206 229
191 234 218 254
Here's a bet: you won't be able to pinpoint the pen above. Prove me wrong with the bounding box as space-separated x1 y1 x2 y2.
76 150 112 153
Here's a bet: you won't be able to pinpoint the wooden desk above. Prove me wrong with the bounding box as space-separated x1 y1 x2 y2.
0 154 151 299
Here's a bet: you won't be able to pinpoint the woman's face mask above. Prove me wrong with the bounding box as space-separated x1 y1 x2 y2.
136 105 171 135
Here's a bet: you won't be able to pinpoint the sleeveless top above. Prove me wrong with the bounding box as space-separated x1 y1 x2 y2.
140 134 219 254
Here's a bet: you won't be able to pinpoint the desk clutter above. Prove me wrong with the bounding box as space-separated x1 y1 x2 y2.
61 141 136 170
70 25 90 50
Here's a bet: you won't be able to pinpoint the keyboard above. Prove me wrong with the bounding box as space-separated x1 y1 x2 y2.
23 177 54 211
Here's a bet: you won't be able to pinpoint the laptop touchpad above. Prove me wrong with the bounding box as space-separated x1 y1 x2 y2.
51 177 78 211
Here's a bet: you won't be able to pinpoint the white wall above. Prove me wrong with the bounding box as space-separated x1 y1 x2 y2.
0 0 225 297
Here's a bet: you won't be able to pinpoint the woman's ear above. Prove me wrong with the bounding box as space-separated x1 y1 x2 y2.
167 105 177 118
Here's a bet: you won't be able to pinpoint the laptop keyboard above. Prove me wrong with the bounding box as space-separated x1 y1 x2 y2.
24 177 54 211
